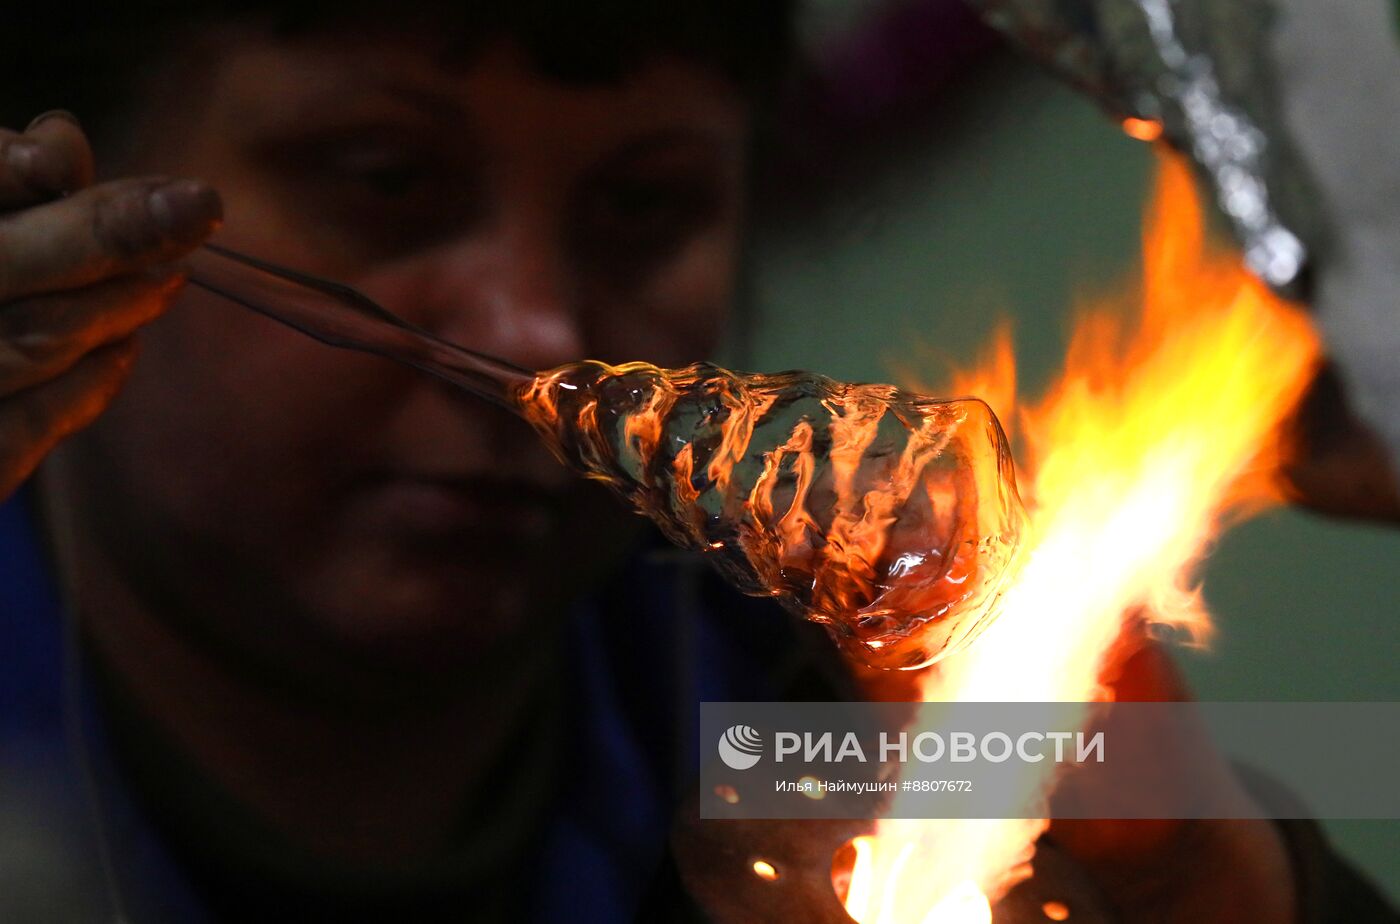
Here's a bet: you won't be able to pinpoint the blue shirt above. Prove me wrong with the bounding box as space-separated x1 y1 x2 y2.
0 491 809 922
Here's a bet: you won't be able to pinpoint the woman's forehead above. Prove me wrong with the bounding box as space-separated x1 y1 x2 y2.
211 2 785 92
208 37 749 157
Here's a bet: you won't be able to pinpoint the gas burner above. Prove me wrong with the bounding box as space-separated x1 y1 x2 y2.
666 810 1113 923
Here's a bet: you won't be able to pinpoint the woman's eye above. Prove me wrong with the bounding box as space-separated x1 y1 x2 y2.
329 146 435 199
576 178 722 267
256 129 486 258
606 182 713 231
260 130 454 208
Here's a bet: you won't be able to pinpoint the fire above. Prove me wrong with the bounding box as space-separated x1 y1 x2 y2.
845 835 992 924
841 154 1321 921
1121 117 1165 142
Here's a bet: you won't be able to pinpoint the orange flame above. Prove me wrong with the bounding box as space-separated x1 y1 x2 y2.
1122 117 1165 142
947 322 1017 437
842 154 1321 921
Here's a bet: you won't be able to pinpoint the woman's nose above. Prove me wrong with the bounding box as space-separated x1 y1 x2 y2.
363 225 586 372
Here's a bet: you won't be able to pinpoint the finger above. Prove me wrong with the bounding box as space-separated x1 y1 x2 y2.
21 111 97 194
1048 819 1294 921
0 271 183 393
1045 639 1198 863
0 111 97 207
0 177 221 302
0 337 136 500
1099 636 1193 703
1282 364 1400 521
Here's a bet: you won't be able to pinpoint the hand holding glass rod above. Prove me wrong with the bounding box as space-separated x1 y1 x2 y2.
185 243 1024 669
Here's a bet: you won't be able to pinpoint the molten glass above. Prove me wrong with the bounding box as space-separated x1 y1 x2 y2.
185 245 1024 670
517 361 1024 669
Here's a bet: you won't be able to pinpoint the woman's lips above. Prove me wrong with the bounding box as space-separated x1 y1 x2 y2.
346 475 561 541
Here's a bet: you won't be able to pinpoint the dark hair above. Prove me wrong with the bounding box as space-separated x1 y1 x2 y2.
1 1 796 141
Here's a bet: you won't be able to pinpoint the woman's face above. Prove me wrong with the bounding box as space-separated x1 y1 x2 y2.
64 23 748 671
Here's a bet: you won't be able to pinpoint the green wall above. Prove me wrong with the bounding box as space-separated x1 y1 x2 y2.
748 51 1400 898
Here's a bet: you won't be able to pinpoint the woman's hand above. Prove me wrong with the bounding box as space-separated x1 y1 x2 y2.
1282 365 1400 523
1048 641 1299 923
0 110 221 500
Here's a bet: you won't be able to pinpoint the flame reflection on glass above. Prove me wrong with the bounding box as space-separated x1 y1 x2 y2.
517 363 1025 670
